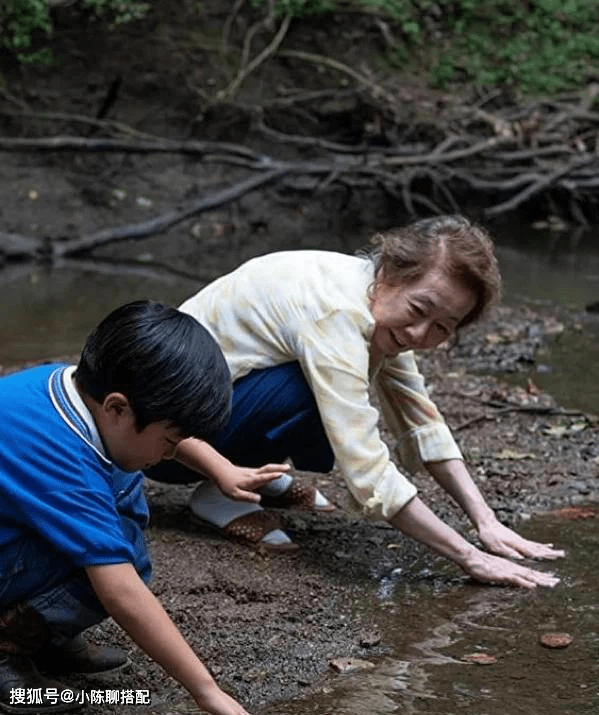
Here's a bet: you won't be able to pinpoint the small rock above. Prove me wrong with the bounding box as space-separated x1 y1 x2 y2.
358 629 382 648
539 632 574 649
461 652 497 665
329 657 375 674
552 507 596 520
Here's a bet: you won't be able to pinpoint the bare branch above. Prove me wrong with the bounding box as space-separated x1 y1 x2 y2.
52 168 287 257
219 12 292 102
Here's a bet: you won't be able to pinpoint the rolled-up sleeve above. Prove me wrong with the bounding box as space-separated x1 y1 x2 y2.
294 310 418 521
374 352 463 476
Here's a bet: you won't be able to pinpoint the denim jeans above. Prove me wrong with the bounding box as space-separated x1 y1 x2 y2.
147 361 335 484
0 523 151 648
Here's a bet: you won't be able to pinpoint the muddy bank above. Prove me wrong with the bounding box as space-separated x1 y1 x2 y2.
46 300 596 715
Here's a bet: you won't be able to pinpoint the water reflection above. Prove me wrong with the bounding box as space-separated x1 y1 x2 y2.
1 223 598 367
261 511 599 715
0 261 200 366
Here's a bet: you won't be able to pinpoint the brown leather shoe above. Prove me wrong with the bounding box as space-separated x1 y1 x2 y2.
260 480 335 512
0 654 82 713
34 635 128 676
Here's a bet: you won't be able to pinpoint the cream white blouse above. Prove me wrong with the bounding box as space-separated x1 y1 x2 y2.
180 250 462 520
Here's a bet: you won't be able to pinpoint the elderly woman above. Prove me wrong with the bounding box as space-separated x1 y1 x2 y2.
148 215 563 588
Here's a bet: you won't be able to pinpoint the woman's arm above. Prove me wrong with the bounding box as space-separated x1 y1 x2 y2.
425 459 565 560
86 562 251 715
174 438 288 502
389 496 560 588
376 357 564 561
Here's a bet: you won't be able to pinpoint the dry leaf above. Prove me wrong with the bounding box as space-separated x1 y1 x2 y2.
461 652 497 665
539 632 573 649
495 449 536 460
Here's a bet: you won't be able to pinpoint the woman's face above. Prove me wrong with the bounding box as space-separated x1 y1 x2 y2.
370 269 477 358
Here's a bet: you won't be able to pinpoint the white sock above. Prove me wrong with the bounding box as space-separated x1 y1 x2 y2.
259 472 294 497
189 482 261 527
189 482 293 545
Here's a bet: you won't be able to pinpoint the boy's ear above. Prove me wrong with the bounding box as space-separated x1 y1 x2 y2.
102 392 133 420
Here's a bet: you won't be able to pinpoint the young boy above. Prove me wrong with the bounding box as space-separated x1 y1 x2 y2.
0 300 253 715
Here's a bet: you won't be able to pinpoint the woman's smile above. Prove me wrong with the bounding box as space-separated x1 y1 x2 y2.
370 269 477 358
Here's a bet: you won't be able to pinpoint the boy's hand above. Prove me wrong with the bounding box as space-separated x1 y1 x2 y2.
193 682 252 715
88 563 254 715
477 520 566 561
174 439 289 502
213 463 290 503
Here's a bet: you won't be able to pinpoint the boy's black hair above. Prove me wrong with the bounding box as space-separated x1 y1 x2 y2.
74 300 232 439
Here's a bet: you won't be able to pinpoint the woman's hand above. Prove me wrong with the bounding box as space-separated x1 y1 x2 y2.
424 460 565 564
477 519 566 561
211 462 290 503
461 547 561 589
390 496 561 589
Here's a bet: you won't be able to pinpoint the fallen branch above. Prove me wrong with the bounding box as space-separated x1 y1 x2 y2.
0 135 263 161
485 154 597 216
2 85 599 263
0 232 44 260
455 402 587 431
277 49 399 108
219 11 292 102
52 168 287 257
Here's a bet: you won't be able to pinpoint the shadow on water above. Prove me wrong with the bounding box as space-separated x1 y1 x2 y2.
259 510 599 715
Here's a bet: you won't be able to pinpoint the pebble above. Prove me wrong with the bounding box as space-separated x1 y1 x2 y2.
358 629 382 648
329 657 375 674
539 632 574 649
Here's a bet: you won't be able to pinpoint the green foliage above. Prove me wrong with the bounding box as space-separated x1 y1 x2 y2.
1 0 149 63
424 0 599 94
248 0 337 17
2 0 53 63
249 0 599 96
84 0 150 26
6 0 599 95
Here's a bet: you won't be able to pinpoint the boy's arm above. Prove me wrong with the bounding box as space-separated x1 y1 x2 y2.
424 459 565 560
85 563 250 715
174 438 288 502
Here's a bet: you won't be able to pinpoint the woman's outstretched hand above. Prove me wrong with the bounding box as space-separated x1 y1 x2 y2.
477 519 566 561
193 682 253 715
461 547 561 589
390 496 561 589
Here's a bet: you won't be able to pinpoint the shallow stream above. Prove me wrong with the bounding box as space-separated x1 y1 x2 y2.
1 221 598 715
262 509 599 715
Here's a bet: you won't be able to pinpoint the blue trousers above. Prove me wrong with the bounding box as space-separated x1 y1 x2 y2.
0 524 151 648
148 361 335 484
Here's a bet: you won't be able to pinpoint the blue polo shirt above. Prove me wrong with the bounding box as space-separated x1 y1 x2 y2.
0 364 149 570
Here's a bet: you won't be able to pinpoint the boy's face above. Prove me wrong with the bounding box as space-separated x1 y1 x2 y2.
97 393 185 472
109 420 184 473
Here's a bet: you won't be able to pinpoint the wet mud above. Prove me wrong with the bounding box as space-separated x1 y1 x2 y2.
41 312 597 715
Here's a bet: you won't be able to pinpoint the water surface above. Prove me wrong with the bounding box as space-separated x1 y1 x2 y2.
260 510 599 715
